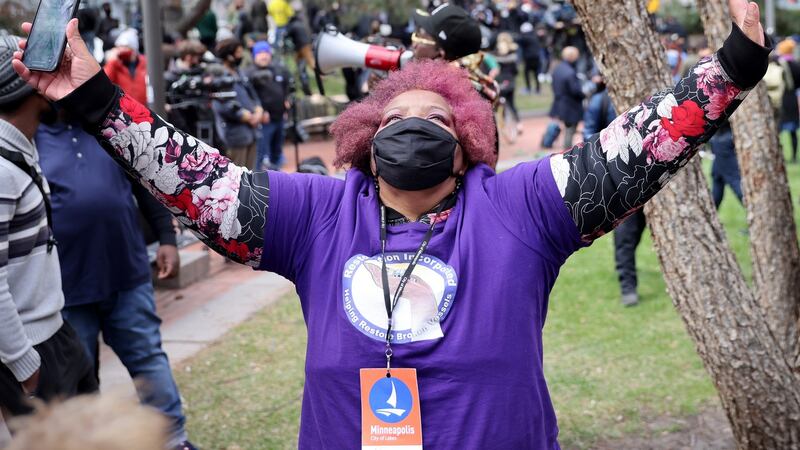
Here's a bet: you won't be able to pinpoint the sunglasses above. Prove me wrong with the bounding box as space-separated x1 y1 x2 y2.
411 32 438 47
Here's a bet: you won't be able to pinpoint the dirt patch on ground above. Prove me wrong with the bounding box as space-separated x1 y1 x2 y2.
592 406 734 450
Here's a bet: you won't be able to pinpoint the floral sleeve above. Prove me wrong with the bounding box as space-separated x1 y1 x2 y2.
550 50 756 242
94 93 267 266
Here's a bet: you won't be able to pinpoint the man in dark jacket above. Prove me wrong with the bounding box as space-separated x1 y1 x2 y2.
247 41 291 170
517 22 542 94
37 115 197 450
549 46 585 149
212 39 263 169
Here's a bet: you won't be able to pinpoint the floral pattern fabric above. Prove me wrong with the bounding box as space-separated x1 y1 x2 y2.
551 54 749 241
96 96 267 266
88 53 745 265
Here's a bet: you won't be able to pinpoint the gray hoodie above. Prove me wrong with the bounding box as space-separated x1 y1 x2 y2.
0 119 63 382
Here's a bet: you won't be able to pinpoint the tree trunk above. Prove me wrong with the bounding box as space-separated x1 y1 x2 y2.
571 1 800 447
697 0 800 369
176 0 213 37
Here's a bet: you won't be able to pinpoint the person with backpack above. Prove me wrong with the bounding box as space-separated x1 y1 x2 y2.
0 33 97 419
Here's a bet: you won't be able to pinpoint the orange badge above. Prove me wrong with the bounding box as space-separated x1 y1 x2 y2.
360 368 423 449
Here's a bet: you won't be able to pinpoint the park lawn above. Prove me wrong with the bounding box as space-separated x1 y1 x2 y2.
175 133 800 449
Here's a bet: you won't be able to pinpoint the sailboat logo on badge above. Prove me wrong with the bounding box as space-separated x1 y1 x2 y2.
368 377 413 423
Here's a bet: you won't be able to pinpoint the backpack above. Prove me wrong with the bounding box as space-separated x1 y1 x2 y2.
0 148 57 252
765 61 787 109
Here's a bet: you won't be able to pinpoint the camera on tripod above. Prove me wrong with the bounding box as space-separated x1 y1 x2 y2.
165 66 237 148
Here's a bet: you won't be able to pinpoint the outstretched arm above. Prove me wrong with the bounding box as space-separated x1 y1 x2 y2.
551 3 768 241
66 76 268 266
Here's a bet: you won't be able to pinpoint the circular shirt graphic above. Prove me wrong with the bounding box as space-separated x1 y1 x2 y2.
342 253 458 343
368 376 413 423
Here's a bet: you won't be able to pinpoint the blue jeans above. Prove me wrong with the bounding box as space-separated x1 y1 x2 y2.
61 282 187 444
709 128 743 208
256 119 286 170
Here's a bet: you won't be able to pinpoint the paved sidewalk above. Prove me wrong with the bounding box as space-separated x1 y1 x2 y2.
98 250 293 394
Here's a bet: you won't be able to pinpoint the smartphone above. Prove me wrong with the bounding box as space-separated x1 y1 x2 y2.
22 0 82 72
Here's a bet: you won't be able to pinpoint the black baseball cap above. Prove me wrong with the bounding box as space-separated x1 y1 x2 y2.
413 4 481 60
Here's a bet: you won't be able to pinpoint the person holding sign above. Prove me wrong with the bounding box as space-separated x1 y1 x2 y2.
12 1 769 447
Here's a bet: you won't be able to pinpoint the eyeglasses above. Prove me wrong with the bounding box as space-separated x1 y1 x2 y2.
411 32 437 47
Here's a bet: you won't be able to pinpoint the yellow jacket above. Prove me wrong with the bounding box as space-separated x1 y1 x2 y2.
268 0 294 27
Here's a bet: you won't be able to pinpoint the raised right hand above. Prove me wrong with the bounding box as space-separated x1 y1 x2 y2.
11 18 101 102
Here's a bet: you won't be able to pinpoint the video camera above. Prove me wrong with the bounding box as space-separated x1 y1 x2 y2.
165 67 237 106
165 66 236 148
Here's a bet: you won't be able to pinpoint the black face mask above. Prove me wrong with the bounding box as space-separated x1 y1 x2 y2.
373 117 459 191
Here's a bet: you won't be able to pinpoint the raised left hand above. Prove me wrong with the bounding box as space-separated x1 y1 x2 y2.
156 245 180 280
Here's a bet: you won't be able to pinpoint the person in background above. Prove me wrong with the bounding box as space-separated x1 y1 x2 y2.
776 38 800 162
708 120 743 208
104 28 147 105
196 9 218 52
517 21 542 94
495 32 522 133
212 38 263 169
77 6 99 56
583 70 644 307
170 40 206 74
251 0 269 35
97 2 119 52
36 112 195 450
286 15 315 71
247 41 291 171
0 33 97 421
549 46 585 149
582 71 615 139
268 0 295 46
229 0 253 43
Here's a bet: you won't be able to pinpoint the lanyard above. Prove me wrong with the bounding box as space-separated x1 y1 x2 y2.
379 202 445 377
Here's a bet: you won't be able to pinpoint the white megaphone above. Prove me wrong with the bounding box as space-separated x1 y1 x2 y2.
313 26 413 75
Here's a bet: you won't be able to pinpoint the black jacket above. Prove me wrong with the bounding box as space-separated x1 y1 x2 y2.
549 61 585 125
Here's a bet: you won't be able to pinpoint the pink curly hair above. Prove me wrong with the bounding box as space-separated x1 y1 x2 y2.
330 59 497 173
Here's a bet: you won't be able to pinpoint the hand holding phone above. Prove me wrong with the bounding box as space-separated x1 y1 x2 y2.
22 0 82 72
12 18 101 102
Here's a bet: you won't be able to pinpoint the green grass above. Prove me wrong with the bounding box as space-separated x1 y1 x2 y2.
176 132 800 448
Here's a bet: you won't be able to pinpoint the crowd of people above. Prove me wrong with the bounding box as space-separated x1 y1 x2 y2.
0 0 795 448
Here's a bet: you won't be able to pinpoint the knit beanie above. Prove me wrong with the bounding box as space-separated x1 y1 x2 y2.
0 32 34 107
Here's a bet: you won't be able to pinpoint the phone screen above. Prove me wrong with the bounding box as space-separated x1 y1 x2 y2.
22 0 80 71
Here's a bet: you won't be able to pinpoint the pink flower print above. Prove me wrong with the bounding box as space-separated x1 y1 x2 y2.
194 173 239 228
179 147 226 182
704 84 740 120
164 138 181 164
693 57 718 96
642 125 689 162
